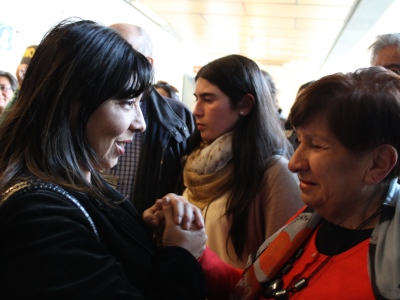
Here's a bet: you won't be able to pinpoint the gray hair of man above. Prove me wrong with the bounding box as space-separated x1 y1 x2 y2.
109 23 154 64
368 33 400 64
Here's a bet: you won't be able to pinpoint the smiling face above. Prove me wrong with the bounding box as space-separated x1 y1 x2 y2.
288 113 378 225
86 97 145 172
193 77 240 143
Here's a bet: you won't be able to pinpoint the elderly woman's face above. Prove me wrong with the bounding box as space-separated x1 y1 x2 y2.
86 96 145 170
288 113 375 223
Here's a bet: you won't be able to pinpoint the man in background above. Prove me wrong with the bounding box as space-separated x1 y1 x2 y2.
104 23 195 215
369 33 400 73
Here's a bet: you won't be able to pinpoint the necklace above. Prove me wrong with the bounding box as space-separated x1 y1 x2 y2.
263 206 382 300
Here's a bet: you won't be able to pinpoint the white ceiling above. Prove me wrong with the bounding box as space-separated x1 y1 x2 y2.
127 0 390 69
2 0 394 114
124 0 396 112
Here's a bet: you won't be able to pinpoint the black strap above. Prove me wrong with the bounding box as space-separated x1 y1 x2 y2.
1 180 99 240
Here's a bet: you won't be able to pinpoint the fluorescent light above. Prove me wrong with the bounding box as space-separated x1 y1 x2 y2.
128 0 168 26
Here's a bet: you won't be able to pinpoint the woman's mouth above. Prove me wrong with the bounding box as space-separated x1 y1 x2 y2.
299 179 317 191
116 141 128 155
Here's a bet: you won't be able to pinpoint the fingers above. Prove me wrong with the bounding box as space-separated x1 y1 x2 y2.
163 194 204 230
161 197 175 227
193 206 205 229
142 199 163 226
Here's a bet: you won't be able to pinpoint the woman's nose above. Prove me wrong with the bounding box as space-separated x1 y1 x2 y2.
193 101 202 118
130 106 146 133
288 145 307 173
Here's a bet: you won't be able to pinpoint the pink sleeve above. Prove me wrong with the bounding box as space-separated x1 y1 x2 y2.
198 246 243 300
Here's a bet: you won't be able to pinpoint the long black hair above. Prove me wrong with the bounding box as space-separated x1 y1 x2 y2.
0 18 153 200
195 54 292 259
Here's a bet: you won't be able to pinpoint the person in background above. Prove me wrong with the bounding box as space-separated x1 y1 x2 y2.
0 71 17 116
182 54 302 269
154 80 180 101
16 45 37 90
195 66 400 300
0 18 207 299
285 80 315 151
104 23 195 215
369 32 400 73
8 45 37 107
261 69 285 127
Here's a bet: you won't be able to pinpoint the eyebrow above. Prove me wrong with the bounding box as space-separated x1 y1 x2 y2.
193 92 215 98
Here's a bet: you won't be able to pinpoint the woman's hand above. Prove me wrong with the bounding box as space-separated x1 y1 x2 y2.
160 197 207 259
143 193 204 230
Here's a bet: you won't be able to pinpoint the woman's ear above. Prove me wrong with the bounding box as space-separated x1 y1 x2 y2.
365 144 398 184
238 94 255 116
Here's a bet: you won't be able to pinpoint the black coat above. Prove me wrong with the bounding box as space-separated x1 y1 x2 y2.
133 88 195 214
0 180 206 299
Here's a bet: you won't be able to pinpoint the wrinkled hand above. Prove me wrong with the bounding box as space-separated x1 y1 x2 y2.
143 193 204 230
161 197 207 259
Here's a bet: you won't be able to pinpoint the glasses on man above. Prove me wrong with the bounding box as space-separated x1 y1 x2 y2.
0 85 13 92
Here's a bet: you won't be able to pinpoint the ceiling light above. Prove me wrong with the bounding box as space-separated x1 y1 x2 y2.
127 0 168 26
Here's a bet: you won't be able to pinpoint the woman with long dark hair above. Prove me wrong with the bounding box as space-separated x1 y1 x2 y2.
183 54 302 268
0 18 206 299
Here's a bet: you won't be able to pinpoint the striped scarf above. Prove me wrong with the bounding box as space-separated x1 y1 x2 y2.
232 179 400 300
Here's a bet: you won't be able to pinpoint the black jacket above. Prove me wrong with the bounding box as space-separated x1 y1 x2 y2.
0 179 206 299
133 88 195 214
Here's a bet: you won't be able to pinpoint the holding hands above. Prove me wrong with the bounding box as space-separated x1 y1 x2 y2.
143 194 207 259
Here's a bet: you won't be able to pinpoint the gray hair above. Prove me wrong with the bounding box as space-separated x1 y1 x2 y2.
368 33 400 64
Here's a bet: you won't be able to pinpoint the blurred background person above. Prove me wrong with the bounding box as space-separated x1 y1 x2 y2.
0 70 17 116
261 69 285 127
285 80 315 151
369 33 400 73
154 80 180 101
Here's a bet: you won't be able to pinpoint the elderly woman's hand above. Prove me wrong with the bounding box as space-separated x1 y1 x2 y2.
142 193 204 230
160 197 207 259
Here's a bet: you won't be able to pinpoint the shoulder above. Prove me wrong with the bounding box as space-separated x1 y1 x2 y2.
146 88 195 139
0 182 98 237
149 88 193 119
260 155 301 200
264 155 296 180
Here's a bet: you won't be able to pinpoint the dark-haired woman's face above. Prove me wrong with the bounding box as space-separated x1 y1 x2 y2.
86 96 145 177
193 78 240 143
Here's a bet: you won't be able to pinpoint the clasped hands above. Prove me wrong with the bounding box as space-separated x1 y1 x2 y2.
142 194 207 259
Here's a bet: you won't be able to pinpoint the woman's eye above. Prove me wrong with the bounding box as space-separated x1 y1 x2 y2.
125 99 136 107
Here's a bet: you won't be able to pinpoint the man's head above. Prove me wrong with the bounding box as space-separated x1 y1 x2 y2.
109 23 154 64
369 33 400 74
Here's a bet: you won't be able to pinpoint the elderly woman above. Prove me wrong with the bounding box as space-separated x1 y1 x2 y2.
195 66 400 300
0 18 207 299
